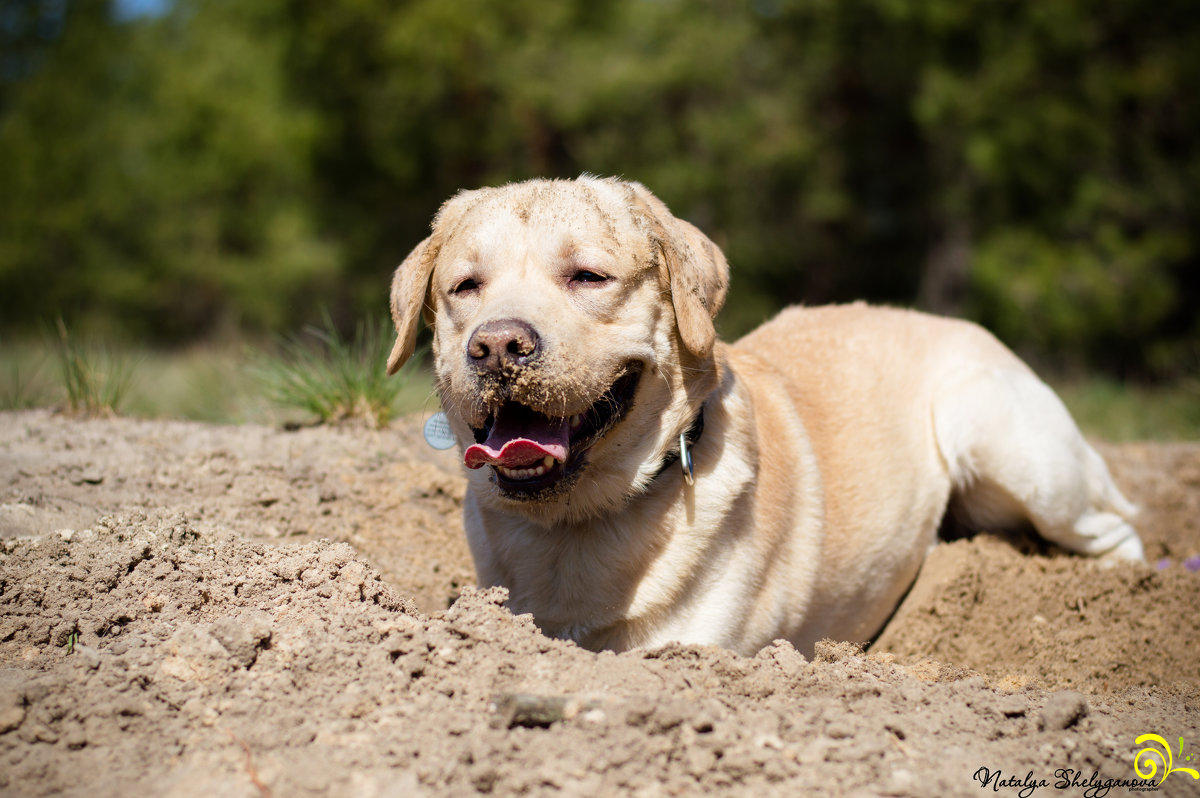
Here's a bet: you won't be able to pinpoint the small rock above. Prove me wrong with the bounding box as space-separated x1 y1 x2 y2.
209 613 273 669
814 639 864 663
64 724 87 749
0 691 25 734
826 720 854 739
73 644 102 671
755 639 808 674
68 469 103 486
754 733 784 750
493 694 604 729
1039 691 1088 731
885 768 915 794
19 722 56 744
997 694 1028 718
580 708 606 724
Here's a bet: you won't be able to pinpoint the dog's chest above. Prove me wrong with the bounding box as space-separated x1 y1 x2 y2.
478 505 684 642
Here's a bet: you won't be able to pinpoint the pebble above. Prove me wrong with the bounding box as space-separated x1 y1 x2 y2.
1038 691 1088 731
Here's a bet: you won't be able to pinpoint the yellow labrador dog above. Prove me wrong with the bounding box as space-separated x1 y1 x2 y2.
386 176 1143 656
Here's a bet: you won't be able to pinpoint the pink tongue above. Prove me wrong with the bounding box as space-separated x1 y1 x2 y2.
464 408 569 470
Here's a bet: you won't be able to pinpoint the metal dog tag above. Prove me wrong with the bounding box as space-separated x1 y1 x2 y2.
680 432 695 486
423 412 456 450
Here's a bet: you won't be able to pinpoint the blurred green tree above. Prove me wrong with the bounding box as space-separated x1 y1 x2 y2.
1 0 1196 376
0 0 338 340
902 0 1199 374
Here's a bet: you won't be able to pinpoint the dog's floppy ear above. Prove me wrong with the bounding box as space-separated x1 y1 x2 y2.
385 236 435 375
627 182 729 359
386 190 481 375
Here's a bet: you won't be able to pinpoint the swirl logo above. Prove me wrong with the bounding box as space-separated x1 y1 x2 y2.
1134 733 1200 786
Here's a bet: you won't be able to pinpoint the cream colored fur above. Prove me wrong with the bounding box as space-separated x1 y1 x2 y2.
387 176 1144 657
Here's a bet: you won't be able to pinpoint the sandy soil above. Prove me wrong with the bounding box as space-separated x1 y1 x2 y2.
1 409 1198 797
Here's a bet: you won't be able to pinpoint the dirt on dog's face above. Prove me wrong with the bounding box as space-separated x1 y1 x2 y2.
434 183 667 509
387 178 729 523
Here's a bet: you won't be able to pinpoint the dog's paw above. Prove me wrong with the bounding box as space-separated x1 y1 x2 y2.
1094 529 1146 567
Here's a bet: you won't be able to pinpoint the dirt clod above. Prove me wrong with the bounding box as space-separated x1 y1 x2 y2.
1038 691 1089 731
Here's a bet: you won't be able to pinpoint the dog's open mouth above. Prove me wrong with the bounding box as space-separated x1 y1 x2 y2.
463 365 642 495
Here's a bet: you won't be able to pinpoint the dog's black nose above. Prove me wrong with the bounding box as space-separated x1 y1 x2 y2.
467 318 540 372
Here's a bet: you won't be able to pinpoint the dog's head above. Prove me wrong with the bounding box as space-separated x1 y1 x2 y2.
387 176 728 523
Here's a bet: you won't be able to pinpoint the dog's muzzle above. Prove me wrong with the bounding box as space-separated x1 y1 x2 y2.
463 364 643 497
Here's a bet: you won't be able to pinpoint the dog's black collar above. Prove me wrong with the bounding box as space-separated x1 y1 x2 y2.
654 407 705 482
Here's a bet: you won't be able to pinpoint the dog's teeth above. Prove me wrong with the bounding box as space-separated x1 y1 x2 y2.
497 464 551 481
497 457 558 481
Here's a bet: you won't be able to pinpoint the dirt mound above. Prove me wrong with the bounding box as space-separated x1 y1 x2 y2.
874 533 1200 700
1 410 1198 796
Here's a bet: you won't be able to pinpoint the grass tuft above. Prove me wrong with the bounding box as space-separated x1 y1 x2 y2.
253 311 422 428
52 318 135 416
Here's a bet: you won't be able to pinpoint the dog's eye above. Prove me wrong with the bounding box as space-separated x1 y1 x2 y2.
571 270 608 284
451 278 479 294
